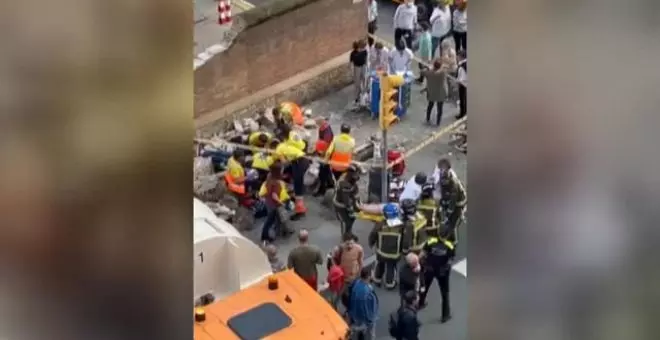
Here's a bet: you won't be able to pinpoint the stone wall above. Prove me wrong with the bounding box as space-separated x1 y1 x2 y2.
194 0 367 120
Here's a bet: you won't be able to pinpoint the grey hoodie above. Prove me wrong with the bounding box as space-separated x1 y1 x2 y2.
393 3 417 30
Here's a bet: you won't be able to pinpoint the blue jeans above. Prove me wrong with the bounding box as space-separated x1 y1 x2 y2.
260 206 280 242
350 323 376 340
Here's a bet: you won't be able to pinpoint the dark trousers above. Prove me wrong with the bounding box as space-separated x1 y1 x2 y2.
394 28 413 49
317 165 343 194
373 255 398 289
457 85 467 118
442 206 464 243
453 31 467 52
419 268 451 318
260 206 281 242
286 158 307 196
335 206 355 236
367 20 377 46
426 101 444 125
417 63 428 82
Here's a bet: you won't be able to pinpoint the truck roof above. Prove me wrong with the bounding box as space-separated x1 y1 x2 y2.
194 270 348 340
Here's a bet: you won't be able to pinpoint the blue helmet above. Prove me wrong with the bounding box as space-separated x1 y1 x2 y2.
382 203 400 220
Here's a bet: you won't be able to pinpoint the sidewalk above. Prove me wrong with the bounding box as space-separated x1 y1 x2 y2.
194 0 248 58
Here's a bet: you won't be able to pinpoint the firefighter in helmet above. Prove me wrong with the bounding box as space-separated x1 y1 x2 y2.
400 198 428 255
368 203 404 289
437 159 467 245
417 182 442 238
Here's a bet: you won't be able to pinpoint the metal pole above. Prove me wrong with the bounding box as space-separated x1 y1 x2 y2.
381 128 388 202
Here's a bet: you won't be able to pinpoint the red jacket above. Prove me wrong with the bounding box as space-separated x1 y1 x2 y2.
314 121 334 154
327 264 345 293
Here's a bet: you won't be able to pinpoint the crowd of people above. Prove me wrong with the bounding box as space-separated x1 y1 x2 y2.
257 155 466 340
352 0 467 123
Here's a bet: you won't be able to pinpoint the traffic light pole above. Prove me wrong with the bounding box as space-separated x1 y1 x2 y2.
381 127 388 202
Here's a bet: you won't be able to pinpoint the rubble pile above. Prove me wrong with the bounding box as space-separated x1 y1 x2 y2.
193 107 321 225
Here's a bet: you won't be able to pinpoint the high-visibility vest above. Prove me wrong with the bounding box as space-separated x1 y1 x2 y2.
224 157 246 195
426 237 455 251
286 131 306 152
258 180 290 202
252 152 274 171
326 133 355 171
376 225 403 259
402 213 428 253
417 200 440 237
314 122 334 154
279 102 304 126
275 143 305 162
248 132 272 148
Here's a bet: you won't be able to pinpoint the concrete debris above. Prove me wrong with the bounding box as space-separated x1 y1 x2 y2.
193 156 214 179
303 108 313 117
262 107 275 123
243 118 260 132
233 120 244 134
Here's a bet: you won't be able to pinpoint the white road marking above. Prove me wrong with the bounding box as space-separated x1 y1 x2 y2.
452 258 467 278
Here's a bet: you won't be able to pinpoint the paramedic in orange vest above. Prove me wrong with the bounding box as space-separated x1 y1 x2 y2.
278 101 305 127
275 132 308 220
225 149 247 197
321 124 356 191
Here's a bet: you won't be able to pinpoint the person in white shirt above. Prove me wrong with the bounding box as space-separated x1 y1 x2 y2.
369 41 390 73
399 172 428 203
429 0 452 58
452 0 467 52
367 0 378 47
456 50 467 119
431 158 458 200
393 0 417 49
389 39 414 74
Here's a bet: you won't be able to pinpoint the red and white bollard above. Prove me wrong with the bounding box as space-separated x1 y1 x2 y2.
218 0 232 25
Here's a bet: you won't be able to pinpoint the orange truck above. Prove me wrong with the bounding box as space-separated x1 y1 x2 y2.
194 270 349 340
193 199 348 340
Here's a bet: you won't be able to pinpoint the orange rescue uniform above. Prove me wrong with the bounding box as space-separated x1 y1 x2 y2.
325 133 356 172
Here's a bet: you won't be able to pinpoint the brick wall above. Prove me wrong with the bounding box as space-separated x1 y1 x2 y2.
194 0 367 119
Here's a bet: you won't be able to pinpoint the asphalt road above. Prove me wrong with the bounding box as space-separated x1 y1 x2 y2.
242 82 467 339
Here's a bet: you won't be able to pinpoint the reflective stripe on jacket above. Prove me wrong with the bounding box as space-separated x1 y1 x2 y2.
225 157 246 195
326 133 355 171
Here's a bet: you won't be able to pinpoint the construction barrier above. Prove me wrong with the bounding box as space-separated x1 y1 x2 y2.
194 116 465 171
218 0 232 25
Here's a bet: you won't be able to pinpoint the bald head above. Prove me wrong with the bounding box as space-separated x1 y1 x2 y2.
298 229 309 243
406 253 419 266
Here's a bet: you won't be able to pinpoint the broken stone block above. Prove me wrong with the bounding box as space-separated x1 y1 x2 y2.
303 108 313 117
233 120 244 134
243 118 259 132
262 108 275 124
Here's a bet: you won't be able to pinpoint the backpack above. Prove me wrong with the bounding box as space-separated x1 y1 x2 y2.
388 308 403 338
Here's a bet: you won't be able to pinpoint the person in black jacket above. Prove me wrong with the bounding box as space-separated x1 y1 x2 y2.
393 290 421 340
398 253 421 304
